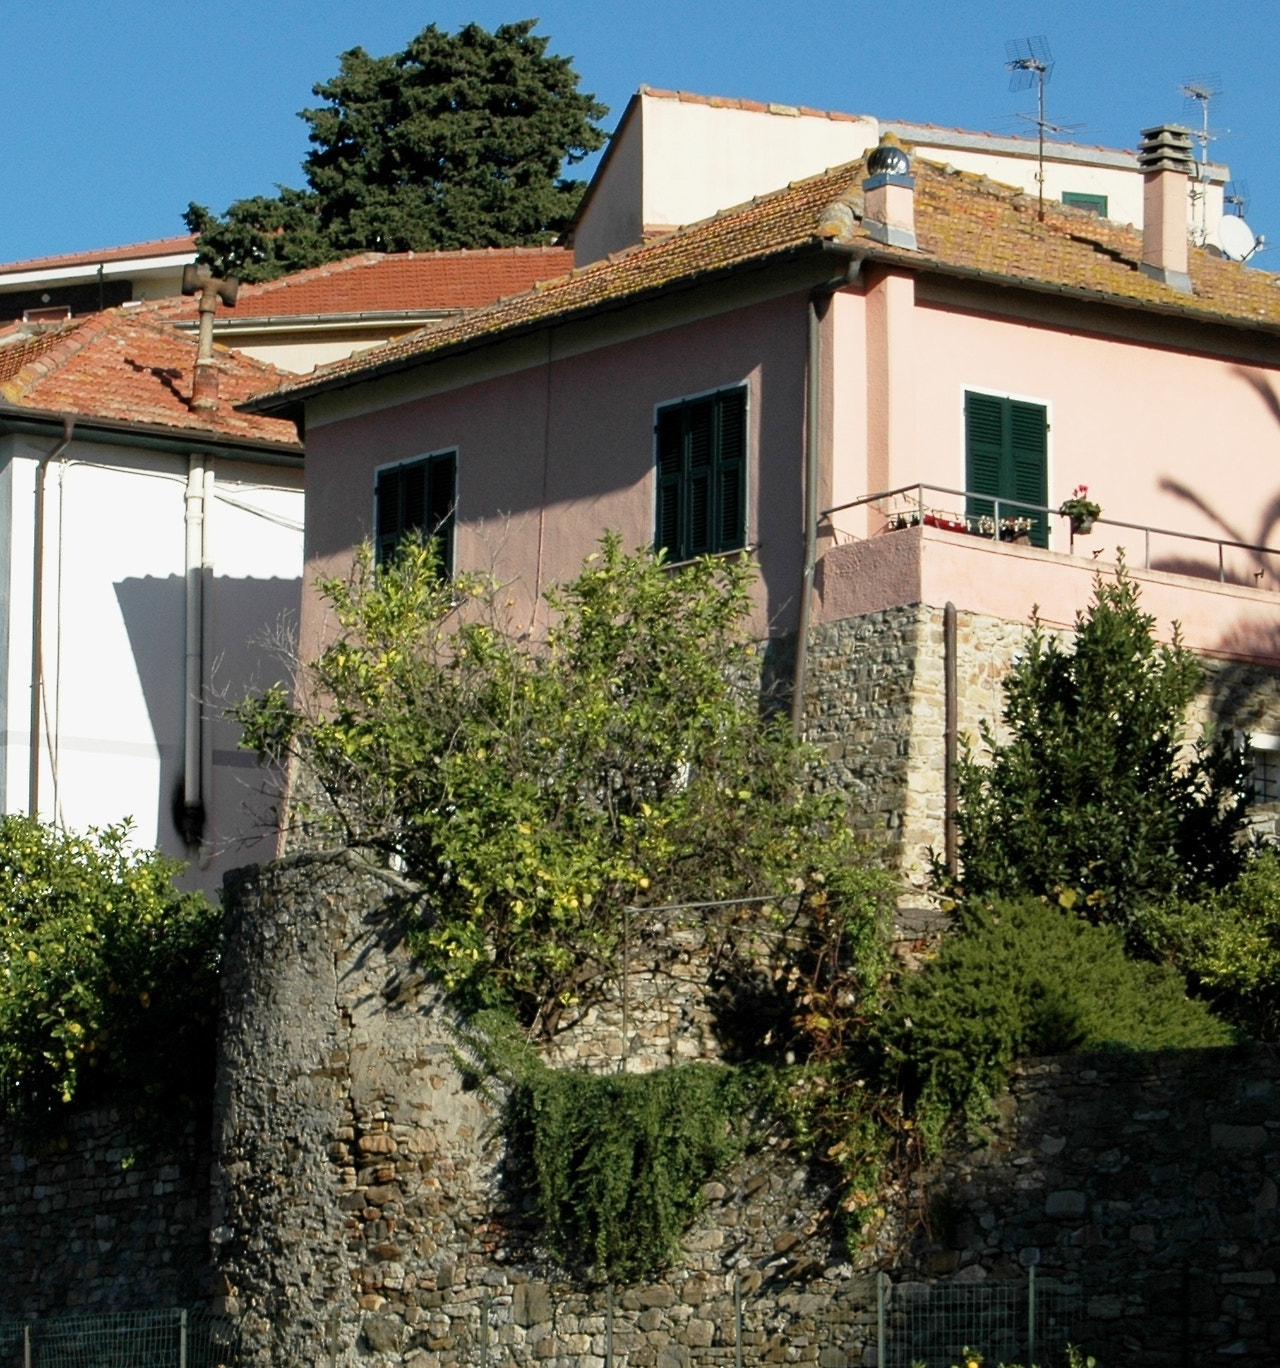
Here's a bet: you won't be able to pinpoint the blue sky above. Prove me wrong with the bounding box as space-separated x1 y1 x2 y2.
4 1 1278 264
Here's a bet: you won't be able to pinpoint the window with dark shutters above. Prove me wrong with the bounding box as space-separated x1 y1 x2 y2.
375 449 458 572
964 392 1049 547
653 387 748 561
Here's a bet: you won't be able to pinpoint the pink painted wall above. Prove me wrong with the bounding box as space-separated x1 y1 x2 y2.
818 525 1280 668
302 291 811 651
829 267 1280 588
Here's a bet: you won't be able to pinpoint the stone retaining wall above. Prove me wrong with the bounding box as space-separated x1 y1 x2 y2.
212 853 869 1368
0 1106 209 1315
911 1046 1280 1366
806 600 1280 879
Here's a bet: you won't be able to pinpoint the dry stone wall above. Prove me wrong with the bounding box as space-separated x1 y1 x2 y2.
909 1046 1280 1366
0 1107 209 1315
212 853 876 1368
806 600 1280 880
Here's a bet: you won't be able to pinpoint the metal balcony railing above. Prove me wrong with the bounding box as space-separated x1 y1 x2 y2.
821 483 1280 589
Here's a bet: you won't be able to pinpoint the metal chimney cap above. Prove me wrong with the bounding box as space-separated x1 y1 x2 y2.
868 136 911 178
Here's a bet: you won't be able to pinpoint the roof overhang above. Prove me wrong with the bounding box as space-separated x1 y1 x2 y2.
243 233 1280 423
0 403 303 466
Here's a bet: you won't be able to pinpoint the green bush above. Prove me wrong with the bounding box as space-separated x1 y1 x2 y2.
1139 849 1280 1041
0 817 221 1131
951 567 1249 918
238 533 889 1034
887 898 1232 1118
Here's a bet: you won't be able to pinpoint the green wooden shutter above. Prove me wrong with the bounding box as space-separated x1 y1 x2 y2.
965 391 1005 525
686 398 715 558
656 407 684 558
715 387 746 552
426 451 457 573
1008 401 1049 546
375 466 402 563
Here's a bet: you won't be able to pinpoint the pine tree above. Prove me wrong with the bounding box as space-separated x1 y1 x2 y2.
953 565 1250 917
186 20 607 281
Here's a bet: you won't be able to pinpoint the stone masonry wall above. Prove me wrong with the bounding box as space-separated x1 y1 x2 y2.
807 601 1280 881
213 852 878 1368
910 1046 1280 1366
0 1107 210 1315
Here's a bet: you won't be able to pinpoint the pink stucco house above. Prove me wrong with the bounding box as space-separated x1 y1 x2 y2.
247 128 1280 881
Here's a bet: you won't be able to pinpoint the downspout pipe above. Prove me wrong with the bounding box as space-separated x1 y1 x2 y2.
181 454 207 845
791 250 863 734
29 417 74 819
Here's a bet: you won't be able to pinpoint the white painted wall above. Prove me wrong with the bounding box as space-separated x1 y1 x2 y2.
575 92 1232 264
0 432 302 898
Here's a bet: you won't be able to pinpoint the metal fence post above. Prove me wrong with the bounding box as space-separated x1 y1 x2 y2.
734 1273 743 1368
877 1271 887 1368
22 1324 29 1368
481 1293 490 1368
179 1308 188 1368
328 1308 339 1368
606 1282 614 1368
1027 1266 1036 1368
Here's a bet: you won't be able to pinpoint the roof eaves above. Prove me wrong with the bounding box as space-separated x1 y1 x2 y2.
861 242 1280 341
0 402 304 463
241 239 829 417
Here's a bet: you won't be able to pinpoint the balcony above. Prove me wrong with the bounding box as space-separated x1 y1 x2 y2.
816 484 1280 666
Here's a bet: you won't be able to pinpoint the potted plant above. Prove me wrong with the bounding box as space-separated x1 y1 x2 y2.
1059 485 1101 535
1000 515 1033 543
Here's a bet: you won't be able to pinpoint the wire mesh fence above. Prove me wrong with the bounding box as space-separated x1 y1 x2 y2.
0 1278 1080 1367
879 1271 1083 1368
0 1310 239 1368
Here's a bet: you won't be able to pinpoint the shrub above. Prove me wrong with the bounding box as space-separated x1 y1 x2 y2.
1139 849 1280 1041
951 566 1249 919
238 534 890 1033
0 817 221 1132
887 897 1232 1118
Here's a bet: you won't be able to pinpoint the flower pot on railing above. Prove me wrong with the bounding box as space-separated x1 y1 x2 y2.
1060 485 1101 538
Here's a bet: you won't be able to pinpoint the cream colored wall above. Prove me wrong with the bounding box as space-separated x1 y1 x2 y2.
226 330 408 374
572 104 646 267
640 97 879 235
0 434 302 896
909 143 1224 235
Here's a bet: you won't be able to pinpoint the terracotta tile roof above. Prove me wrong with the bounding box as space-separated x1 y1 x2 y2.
150 246 573 323
246 156 1280 413
0 235 198 276
0 310 299 450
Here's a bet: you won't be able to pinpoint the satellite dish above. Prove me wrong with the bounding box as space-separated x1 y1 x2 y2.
1217 214 1258 261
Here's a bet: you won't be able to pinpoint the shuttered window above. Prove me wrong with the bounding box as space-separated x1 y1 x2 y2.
375 450 457 573
964 392 1049 547
654 387 747 561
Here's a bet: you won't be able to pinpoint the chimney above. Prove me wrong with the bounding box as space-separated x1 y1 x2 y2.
1137 125 1194 294
862 134 917 251
181 263 240 413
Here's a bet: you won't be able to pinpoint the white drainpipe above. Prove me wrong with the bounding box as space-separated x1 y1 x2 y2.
182 454 206 845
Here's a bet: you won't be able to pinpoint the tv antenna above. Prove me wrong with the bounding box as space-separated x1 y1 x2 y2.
1181 74 1224 244
1005 37 1078 220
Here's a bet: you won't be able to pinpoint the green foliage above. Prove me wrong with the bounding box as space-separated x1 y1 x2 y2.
513 1060 762 1282
951 565 1249 918
887 898 1232 1118
0 817 221 1131
238 534 883 1035
188 19 607 281
1139 848 1280 1040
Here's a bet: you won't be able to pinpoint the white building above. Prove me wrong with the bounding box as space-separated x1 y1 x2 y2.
0 309 302 896
569 87 1230 266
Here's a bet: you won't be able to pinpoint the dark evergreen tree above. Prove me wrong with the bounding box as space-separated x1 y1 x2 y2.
186 20 607 281
952 565 1250 917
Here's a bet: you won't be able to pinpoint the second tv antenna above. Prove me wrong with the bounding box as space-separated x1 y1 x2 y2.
1005 36 1063 221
